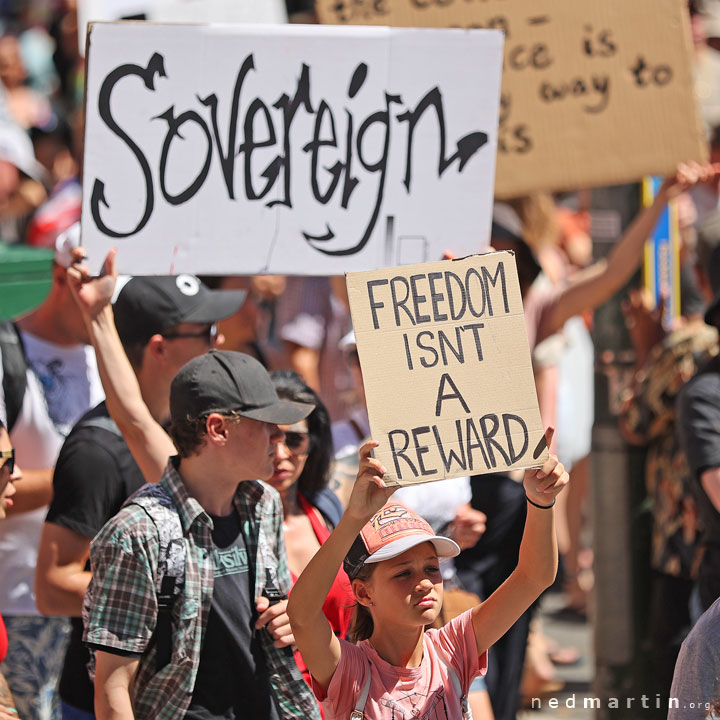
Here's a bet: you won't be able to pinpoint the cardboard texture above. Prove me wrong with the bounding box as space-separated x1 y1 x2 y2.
81 22 503 276
346 252 548 487
77 0 287 54
317 0 707 198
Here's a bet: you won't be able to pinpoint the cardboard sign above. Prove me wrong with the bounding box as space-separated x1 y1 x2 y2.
77 0 287 54
81 22 503 276
346 252 548 487
317 0 707 198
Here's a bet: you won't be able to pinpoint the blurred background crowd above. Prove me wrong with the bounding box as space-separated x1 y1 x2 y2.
1 0 720 719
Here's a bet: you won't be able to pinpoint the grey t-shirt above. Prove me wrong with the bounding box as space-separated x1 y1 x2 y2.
668 597 720 720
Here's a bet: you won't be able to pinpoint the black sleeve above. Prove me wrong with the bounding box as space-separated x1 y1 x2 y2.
46 432 125 540
677 377 720 479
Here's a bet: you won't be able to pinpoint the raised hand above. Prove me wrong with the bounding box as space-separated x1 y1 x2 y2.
523 427 568 508
659 161 720 200
621 287 666 366
346 440 396 522
449 504 487 551
66 248 118 319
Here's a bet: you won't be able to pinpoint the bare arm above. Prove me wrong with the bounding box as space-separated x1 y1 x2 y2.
94 651 139 720
471 430 568 655
700 468 720 513
5 468 52 514
67 250 175 484
288 441 395 691
35 523 91 617
548 163 720 335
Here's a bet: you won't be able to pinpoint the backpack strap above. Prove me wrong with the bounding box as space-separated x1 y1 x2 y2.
349 662 372 720
77 414 123 437
0 322 27 432
128 484 186 672
447 664 473 720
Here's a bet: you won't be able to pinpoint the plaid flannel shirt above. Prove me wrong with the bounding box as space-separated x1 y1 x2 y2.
83 460 321 720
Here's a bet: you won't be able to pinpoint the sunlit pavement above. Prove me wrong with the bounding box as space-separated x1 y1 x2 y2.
518 589 594 719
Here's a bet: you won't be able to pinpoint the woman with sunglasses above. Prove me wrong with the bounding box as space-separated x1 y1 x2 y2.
0 419 23 718
268 371 355 699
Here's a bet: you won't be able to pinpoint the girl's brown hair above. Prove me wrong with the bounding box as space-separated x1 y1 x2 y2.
348 563 377 643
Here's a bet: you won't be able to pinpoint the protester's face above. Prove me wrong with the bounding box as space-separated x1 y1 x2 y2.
227 416 285 481
0 37 26 89
358 542 443 627
269 420 310 494
0 428 21 520
161 322 223 375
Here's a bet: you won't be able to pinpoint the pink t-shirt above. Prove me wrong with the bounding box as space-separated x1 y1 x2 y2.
314 610 487 720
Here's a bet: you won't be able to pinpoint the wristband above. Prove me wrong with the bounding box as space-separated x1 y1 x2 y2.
526 495 555 509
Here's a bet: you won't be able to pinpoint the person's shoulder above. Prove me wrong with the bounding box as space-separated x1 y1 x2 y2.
55 402 129 470
305 487 343 528
92 498 159 553
688 597 720 645
679 356 720 398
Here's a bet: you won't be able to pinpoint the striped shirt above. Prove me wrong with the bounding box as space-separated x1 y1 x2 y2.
83 459 320 719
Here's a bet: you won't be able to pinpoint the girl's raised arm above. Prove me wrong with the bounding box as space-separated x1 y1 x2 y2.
288 441 394 691
471 428 568 655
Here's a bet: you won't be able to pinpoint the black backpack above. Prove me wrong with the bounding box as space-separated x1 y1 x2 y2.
0 322 27 432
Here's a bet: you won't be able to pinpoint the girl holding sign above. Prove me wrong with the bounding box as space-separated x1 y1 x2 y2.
288 431 568 719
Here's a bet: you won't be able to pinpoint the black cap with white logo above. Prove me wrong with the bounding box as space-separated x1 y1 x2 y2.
170 350 315 425
113 275 246 346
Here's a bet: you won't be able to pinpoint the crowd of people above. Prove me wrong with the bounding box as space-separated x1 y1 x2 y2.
1 1 720 719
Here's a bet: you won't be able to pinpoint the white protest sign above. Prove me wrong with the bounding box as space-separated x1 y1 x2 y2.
81 23 503 276
346 252 548 487
77 0 287 55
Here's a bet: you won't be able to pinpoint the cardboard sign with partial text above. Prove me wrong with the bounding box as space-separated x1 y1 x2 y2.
81 22 503 276
346 252 548 487
317 0 707 198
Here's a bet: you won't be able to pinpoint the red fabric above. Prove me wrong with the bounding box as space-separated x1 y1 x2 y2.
0 612 7 664
291 493 355 706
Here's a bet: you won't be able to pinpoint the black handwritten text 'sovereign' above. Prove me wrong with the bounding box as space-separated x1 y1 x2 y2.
90 52 489 256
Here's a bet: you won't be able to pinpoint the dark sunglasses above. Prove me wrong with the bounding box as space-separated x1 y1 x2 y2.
284 431 310 455
162 323 218 345
0 448 15 475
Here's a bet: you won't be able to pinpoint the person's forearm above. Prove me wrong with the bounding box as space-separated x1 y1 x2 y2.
516 502 558 591
288 512 363 628
86 305 173 483
36 569 91 617
552 191 668 333
605 189 668 289
6 468 53 514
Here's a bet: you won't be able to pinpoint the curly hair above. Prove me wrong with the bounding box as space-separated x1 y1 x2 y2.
270 370 332 496
169 411 243 458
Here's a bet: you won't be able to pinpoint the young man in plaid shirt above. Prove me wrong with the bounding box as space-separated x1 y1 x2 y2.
83 350 322 720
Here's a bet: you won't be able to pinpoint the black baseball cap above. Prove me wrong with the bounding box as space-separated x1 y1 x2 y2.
697 210 720 327
113 275 246 346
170 350 315 425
